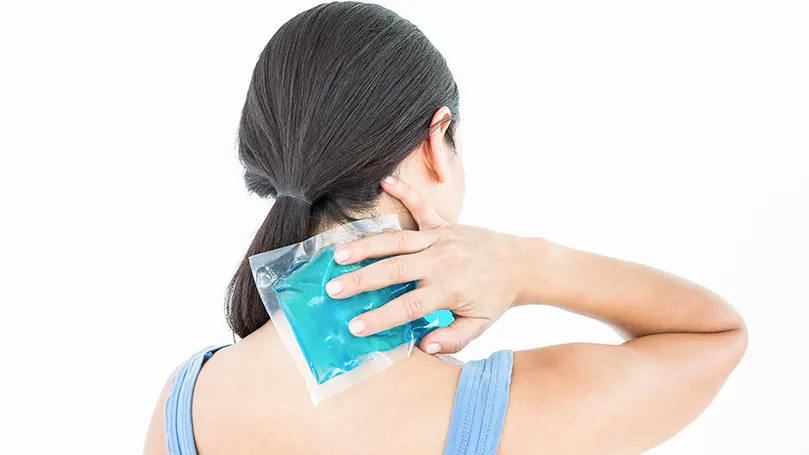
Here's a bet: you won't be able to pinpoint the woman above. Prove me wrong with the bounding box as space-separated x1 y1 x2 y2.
144 3 747 454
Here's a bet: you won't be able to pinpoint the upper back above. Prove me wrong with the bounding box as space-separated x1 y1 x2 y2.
146 323 743 455
153 324 499 455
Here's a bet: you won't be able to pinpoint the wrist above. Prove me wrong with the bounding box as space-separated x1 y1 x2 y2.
512 236 554 307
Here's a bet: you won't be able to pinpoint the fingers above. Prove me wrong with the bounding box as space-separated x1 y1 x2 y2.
419 318 485 355
347 287 443 337
326 253 424 299
333 229 439 265
381 176 449 230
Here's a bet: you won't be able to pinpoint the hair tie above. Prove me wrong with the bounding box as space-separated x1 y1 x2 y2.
276 191 312 205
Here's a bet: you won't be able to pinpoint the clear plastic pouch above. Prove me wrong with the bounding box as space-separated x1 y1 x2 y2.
249 214 453 405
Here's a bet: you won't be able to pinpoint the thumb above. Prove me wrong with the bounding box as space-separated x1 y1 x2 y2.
419 317 486 355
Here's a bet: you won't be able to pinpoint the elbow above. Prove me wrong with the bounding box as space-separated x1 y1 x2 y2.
707 293 748 371
704 320 748 393
711 293 748 364
715 306 748 372
729 320 749 367
724 297 748 365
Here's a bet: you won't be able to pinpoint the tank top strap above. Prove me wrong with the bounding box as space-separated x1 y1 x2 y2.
163 345 512 454
443 350 514 455
164 344 231 455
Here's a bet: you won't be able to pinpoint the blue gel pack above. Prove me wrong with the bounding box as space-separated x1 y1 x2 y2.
272 245 454 384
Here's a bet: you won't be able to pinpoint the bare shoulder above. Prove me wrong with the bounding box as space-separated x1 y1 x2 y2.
141 345 235 455
498 343 649 454
499 332 746 455
143 363 183 455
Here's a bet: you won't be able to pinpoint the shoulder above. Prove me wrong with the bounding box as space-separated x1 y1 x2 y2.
499 343 639 454
142 363 182 455
500 340 711 455
142 345 231 455
443 350 513 455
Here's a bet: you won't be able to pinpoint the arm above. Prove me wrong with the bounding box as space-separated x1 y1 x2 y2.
329 177 747 454
501 238 747 455
517 238 745 338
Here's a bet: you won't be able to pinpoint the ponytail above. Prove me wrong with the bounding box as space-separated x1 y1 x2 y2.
226 196 315 338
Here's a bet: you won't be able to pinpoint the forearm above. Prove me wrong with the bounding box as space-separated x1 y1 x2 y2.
515 237 745 339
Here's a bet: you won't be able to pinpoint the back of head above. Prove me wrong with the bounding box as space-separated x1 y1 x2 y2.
227 1 460 338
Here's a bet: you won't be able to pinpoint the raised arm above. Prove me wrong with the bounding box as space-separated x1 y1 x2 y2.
500 239 747 454
517 238 745 338
329 176 747 454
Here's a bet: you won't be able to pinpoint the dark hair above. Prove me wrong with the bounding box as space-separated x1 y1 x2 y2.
226 2 460 338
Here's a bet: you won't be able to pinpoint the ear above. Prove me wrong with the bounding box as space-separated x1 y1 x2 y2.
421 106 453 184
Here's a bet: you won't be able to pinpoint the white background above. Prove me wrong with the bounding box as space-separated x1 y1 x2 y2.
1 1 807 453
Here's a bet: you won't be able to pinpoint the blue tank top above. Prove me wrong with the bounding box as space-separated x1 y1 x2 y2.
164 345 513 455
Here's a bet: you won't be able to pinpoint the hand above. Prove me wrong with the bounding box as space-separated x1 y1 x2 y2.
324 176 528 354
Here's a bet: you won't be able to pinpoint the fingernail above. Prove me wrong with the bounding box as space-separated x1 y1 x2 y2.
383 176 396 185
325 280 343 296
425 343 441 355
334 247 351 263
348 319 366 335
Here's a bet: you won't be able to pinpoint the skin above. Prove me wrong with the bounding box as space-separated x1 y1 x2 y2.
144 107 747 454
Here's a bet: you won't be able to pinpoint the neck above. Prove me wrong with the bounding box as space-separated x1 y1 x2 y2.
314 192 418 235
376 191 418 231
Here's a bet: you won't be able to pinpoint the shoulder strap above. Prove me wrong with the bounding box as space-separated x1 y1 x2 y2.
164 344 230 455
443 350 514 455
